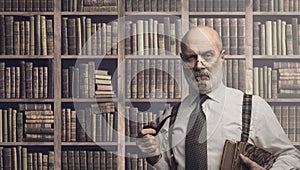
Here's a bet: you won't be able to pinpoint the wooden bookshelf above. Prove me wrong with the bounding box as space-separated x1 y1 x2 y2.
0 0 299 169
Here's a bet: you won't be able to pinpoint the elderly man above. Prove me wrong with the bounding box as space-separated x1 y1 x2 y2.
137 26 300 169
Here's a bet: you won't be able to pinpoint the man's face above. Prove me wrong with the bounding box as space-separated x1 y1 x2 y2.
181 28 224 94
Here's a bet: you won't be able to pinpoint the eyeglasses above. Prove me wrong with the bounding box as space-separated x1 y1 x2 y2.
181 49 224 65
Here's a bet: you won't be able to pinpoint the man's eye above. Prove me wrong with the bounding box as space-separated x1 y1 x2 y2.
203 53 212 58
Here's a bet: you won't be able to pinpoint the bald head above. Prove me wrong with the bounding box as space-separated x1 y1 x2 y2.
181 26 223 54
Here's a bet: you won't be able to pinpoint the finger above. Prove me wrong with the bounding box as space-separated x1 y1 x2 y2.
140 128 157 136
150 120 157 129
240 154 257 168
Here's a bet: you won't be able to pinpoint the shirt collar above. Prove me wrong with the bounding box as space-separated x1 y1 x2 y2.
187 83 226 106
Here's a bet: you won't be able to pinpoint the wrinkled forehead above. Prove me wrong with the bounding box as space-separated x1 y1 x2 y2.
181 27 220 54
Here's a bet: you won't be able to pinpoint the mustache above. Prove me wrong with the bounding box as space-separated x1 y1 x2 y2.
194 71 210 77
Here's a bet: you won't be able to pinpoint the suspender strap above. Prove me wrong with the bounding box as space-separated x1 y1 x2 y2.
168 103 181 170
241 93 253 142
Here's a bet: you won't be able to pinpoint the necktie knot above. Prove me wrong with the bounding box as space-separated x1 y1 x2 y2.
200 94 208 106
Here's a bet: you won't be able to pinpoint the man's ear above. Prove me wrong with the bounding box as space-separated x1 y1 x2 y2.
220 49 225 61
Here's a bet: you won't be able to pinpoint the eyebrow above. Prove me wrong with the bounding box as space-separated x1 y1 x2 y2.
183 50 216 56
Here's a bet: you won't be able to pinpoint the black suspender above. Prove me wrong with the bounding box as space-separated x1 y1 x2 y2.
241 93 253 142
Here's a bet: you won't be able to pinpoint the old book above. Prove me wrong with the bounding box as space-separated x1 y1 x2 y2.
91 23 97 55
47 0 54 11
3 110 8 142
144 59 150 98
259 67 264 98
174 59 181 98
4 0 11 11
12 109 17 142
33 67 39 99
213 0 221 11
0 110 2 142
163 59 169 98
3 148 12 169
158 23 165 55
277 19 282 55
68 151 75 170
126 0 132 11
35 15 41 55
153 20 158 55
144 21 149 55
0 63 4 98
253 22 261 55
227 60 233 88
237 18 245 55
131 59 138 98
25 21 30 55
62 69 69 98
20 21 25 55
189 0 196 11
289 106 296 142
253 0 260 11
260 23 266 55
205 0 212 11
10 67 15 99
66 108 71 141
292 18 299 55
5 16 13 55
238 60 246 92
38 67 43 98
221 0 229 11
62 17 68 55
43 66 48 98
156 59 163 98
137 20 144 55
126 59 132 98
0 16 5 55
222 18 230 54
40 0 46 11
260 0 268 11
125 21 132 55
111 22 118 55
271 70 278 98
73 67 79 98
79 63 89 98
286 24 293 55
62 151 68 169
69 111 77 141
13 21 20 55
267 67 272 98
175 19 182 55
33 0 39 11
74 151 80 169
106 24 112 55
220 140 276 170
137 59 145 98
76 18 82 55
76 109 86 141
61 108 66 141
30 16 35 55
290 0 294 11
229 18 238 55
88 62 95 98
253 67 259 96
229 0 237 11
0 0 3 11
46 19 54 55
6 67 11 98
68 18 77 55
263 66 268 98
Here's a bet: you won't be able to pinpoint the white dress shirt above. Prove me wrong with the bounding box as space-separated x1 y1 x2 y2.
150 83 300 170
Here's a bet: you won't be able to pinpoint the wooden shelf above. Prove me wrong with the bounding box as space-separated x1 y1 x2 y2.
125 98 182 102
0 142 54 146
62 98 117 102
292 142 300 146
0 98 54 102
61 55 118 59
266 98 300 103
253 55 300 59
253 12 300 16
61 12 118 15
189 12 246 16
62 142 118 146
0 12 54 15
0 55 54 59
125 55 180 59
125 11 181 16
225 55 246 59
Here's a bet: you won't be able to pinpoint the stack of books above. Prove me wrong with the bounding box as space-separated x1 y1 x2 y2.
95 70 116 98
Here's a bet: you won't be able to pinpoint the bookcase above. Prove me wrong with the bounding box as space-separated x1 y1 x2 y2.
0 0 299 169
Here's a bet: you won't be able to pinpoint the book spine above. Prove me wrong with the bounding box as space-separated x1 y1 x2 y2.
126 59 132 98
260 23 266 55
6 67 11 98
30 16 35 55
13 21 20 55
35 15 41 55
0 63 4 99
11 67 16 98
91 23 97 55
5 16 13 55
292 18 299 55
33 67 38 99
137 59 145 98
62 69 69 98
68 18 77 55
62 17 68 55
25 21 30 55
41 16 47 55
0 16 5 55
46 19 54 55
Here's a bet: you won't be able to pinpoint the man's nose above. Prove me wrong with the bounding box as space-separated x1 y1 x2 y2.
195 56 205 69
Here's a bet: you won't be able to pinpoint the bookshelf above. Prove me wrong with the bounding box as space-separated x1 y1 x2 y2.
0 0 299 169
